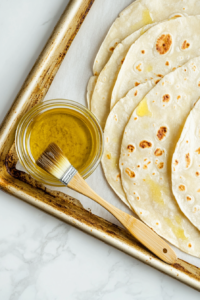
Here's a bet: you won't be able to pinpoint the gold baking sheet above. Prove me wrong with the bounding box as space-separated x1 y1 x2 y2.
0 0 200 291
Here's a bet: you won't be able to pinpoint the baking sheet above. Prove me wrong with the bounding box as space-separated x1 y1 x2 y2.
16 0 200 268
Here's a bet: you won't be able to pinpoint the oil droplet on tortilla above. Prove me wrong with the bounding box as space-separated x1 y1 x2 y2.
145 176 164 205
29 108 94 173
136 97 152 117
131 9 153 32
142 9 153 24
165 218 187 240
175 215 182 226
112 156 118 168
145 65 153 72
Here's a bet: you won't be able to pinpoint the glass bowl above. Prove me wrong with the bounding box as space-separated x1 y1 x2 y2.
15 99 104 186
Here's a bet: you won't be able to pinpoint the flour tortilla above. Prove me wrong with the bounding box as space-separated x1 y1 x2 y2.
172 99 200 231
102 81 155 208
90 24 154 128
94 0 200 75
112 16 200 108
86 76 97 109
120 57 200 256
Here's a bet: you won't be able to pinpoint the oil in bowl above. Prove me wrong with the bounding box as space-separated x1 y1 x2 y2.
29 109 94 174
16 100 103 186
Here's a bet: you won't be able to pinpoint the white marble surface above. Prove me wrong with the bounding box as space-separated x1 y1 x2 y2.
0 0 200 299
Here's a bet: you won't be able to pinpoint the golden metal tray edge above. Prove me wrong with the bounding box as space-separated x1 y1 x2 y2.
0 0 200 291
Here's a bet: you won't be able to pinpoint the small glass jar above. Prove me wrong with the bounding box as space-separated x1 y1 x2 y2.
15 99 104 186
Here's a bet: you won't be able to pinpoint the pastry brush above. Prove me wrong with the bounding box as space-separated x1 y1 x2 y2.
36 143 177 264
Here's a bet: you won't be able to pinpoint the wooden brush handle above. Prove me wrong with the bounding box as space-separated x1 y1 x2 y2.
68 173 177 265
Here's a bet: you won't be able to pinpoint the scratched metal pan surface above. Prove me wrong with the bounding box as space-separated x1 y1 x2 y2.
0 0 200 290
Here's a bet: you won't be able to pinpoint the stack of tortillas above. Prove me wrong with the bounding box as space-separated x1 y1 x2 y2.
87 0 200 258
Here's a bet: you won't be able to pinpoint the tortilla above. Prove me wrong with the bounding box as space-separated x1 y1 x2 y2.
90 24 154 128
172 99 200 231
111 16 200 108
86 76 97 109
120 57 200 256
93 0 200 76
102 81 155 208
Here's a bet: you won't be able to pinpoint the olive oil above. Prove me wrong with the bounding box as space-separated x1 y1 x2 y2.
136 97 152 117
28 108 96 174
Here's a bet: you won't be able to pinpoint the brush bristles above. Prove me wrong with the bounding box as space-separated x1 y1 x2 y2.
36 143 71 180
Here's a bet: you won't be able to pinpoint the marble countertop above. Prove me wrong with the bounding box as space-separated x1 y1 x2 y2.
0 0 200 299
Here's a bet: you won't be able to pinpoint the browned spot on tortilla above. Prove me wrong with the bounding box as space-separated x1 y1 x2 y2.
179 185 185 191
157 74 163 78
196 172 200 176
185 153 190 168
125 168 135 178
152 173 155 175
106 154 111 159
157 126 167 140
155 79 160 84
170 14 182 19
143 165 148 169
141 50 145 54
136 63 142 72
165 61 169 66
156 34 172 54
127 145 135 152
174 159 179 165
135 82 140 87
187 196 191 201
188 243 192 248
162 94 170 102
182 40 190 50
134 91 138 96
197 189 200 193
116 174 121 181
137 165 140 168
121 58 125 64
157 162 164 169
134 117 137 120
109 47 115 52
139 140 152 148
172 67 176 71
195 147 200 154
94 72 98 76
156 222 159 225
154 148 164 156
177 95 181 100
198 82 200 87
